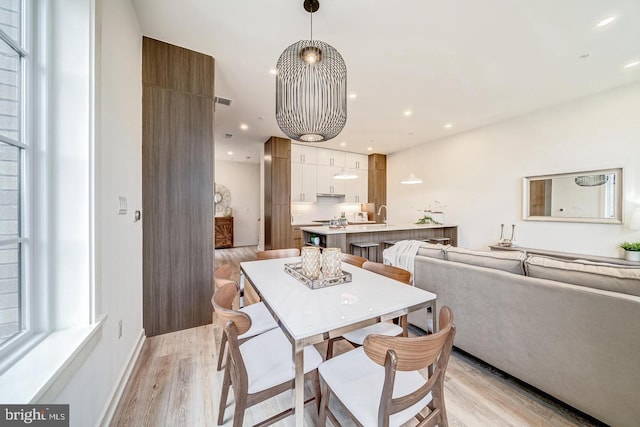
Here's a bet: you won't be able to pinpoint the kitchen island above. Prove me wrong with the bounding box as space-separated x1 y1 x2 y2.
300 223 457 255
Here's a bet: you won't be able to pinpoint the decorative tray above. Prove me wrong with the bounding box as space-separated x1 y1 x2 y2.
284 262 352 290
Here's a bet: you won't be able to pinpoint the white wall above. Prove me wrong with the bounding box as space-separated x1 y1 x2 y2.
215 160 260 247
388 83 640 258
52 1 143 426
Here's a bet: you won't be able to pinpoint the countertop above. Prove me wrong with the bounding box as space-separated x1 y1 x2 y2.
291 221 376 226
300 223 457 235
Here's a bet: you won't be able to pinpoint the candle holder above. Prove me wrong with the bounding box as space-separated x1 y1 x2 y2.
301 246 321 279
322 248 342 277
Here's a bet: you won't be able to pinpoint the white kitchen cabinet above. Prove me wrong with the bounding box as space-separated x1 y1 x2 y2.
316 165 346 195
345 152 368 170
316 149 345 167
291 162 317 202
345 170 368 203
291 144 318 164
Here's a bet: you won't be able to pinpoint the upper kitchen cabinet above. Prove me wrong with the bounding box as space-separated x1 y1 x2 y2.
345 170 368 203
291 144 318 164
317 165 346 195
317 149 346 167
345 153 368 170
291 162 317 203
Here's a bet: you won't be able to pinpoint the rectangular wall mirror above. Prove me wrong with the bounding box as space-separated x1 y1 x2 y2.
523 168 622 223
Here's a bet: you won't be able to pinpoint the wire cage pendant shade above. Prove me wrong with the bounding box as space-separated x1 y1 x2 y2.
574 174 608 187
276 39 347 142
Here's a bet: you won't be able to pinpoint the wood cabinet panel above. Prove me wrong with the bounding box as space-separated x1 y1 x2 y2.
291 225 303 250
142 37 214 98
264 137 292 250
368 154 387 223
142 38 214 337
215 217 233 248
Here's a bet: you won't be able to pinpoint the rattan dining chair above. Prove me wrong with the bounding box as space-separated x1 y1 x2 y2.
318 306 456 427
326 261 412 359
213 282 322 426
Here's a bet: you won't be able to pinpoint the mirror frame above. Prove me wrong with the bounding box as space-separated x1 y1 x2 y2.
522 168 623 224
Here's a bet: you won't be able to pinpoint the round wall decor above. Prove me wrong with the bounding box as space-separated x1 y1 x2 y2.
214 184 231 214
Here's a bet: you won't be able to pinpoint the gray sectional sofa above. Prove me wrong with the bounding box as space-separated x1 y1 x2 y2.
409 244 640 427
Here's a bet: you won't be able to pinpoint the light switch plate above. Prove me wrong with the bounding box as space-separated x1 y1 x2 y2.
118 196 128 215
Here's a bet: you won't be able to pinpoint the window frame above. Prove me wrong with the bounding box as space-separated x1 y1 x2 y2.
0 0 38 366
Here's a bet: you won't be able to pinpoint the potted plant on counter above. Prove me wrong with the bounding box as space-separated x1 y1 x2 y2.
619 242 640 262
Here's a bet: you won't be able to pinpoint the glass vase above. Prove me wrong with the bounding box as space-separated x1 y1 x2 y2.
322 248 342 277
301 246 321 279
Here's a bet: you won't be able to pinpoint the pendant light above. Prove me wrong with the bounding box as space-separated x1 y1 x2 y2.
275 0 347 142
401 172 423 185
401 141 423 185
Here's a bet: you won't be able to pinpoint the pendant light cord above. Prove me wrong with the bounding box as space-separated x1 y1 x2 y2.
310 3 313 41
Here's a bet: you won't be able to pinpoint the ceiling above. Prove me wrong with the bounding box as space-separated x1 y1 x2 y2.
131 0 640 163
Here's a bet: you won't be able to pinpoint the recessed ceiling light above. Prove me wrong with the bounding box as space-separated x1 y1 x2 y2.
269 68 278 75
348 93 357 99
596 16 616 27
403 110 412 117
444 123 453 129
624 60 640 69
367 146 373 151
340 141 347 146
240 124 248 130
227 151 233 155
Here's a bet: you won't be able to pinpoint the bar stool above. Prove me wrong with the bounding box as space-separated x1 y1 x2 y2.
383 240 399 249
351 242 379 262
428 237 451 245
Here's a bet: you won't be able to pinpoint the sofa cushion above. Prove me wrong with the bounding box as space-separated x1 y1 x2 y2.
416 243 447 260
444 247 526 275
525 255 640 297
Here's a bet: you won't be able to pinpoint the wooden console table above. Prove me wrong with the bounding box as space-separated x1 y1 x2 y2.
215 216 233 248
489 244 640 266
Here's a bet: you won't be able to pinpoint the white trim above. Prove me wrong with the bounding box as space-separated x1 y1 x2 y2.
0 315 106 403
97 330 146 427
88 0 96 324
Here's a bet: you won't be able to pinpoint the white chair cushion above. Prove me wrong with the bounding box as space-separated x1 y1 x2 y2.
240 328 323 394
319 347 432 427
342 322 403 345
239 302 278 339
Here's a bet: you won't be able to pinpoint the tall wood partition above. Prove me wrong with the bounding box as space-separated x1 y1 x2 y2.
368 153 387 224
142 37 214 336
264 136 291 250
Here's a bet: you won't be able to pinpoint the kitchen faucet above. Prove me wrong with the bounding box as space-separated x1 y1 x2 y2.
377 205 388 226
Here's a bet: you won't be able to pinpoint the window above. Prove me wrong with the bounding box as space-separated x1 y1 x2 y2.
0 0 25 348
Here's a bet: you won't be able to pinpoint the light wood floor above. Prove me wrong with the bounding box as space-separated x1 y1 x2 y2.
111 246 602 427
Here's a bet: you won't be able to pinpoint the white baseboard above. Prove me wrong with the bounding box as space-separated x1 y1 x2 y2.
97 329 146 427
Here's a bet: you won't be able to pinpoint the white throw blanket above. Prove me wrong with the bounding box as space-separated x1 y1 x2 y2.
382 240 426 284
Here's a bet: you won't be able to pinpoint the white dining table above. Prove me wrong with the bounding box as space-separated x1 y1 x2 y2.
239 257 437 426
